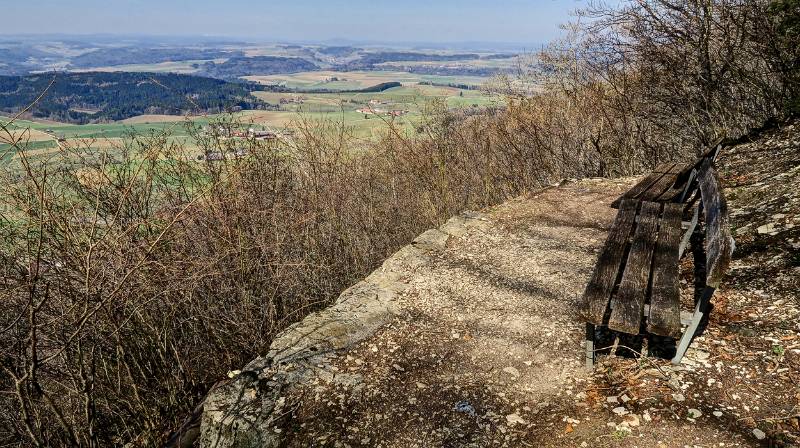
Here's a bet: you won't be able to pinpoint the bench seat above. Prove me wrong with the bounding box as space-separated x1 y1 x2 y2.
583 200 683 338
610 140 727 210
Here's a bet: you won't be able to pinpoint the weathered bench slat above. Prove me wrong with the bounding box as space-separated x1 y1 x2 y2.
608 201 661 334
583 200 638 325
647 203 683 337
610 163 675 208
669 163 686 174
639 163 684 202
655 163 693 202
698 159 734 287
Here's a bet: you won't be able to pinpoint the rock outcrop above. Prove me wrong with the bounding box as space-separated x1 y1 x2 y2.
200 211 494 447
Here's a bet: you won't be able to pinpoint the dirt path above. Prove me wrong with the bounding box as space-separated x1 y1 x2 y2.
251 179 752 447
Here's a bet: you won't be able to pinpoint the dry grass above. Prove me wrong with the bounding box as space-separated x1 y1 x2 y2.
244 70 419 89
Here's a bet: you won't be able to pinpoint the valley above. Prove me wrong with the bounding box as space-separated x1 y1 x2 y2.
1 36 509 170
0 74 502 169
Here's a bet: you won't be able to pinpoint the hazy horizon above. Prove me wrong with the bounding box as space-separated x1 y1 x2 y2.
3 0 592 44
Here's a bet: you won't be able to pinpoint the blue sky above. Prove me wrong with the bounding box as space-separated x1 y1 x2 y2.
4 0 592 44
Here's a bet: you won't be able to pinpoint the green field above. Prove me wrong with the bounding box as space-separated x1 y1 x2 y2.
255 84 497 109
248 82 500 139
244 70 490 91
0 115 204 169
1 116 201 136
1 72 503 168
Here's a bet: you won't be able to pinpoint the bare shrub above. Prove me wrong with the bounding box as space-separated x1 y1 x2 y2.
0 102 583 446
566 0 799 164
481 0 799 177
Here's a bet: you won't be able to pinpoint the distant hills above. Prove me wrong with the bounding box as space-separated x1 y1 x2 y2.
0 36 520 123
69 48 243 68
0 36 521 78
334 51 480 70
0 71 420 124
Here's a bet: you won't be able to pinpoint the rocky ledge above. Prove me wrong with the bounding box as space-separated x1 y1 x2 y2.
199 209 498 447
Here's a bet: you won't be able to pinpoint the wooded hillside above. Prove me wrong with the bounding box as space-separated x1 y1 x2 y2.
0 72 270 123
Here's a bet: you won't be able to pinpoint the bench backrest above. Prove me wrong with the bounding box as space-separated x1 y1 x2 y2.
666 139 726 205
697 158 735 288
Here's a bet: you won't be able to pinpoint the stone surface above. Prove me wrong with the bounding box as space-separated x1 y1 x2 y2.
198 215 464 447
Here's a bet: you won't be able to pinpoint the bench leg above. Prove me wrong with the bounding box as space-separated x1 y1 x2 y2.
679 204 700 259
672 286 714 364
585 323 595 370
678 169 697 203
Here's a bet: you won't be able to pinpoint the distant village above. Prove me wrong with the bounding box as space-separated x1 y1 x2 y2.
198 126 292 161
279 96 305 105
206 125 288 141
357 99 409 117
195 94 411 163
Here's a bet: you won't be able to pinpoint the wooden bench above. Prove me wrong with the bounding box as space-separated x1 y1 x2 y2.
582 153 734 368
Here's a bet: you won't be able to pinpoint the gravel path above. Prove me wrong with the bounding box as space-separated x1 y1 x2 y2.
273 178 754 447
